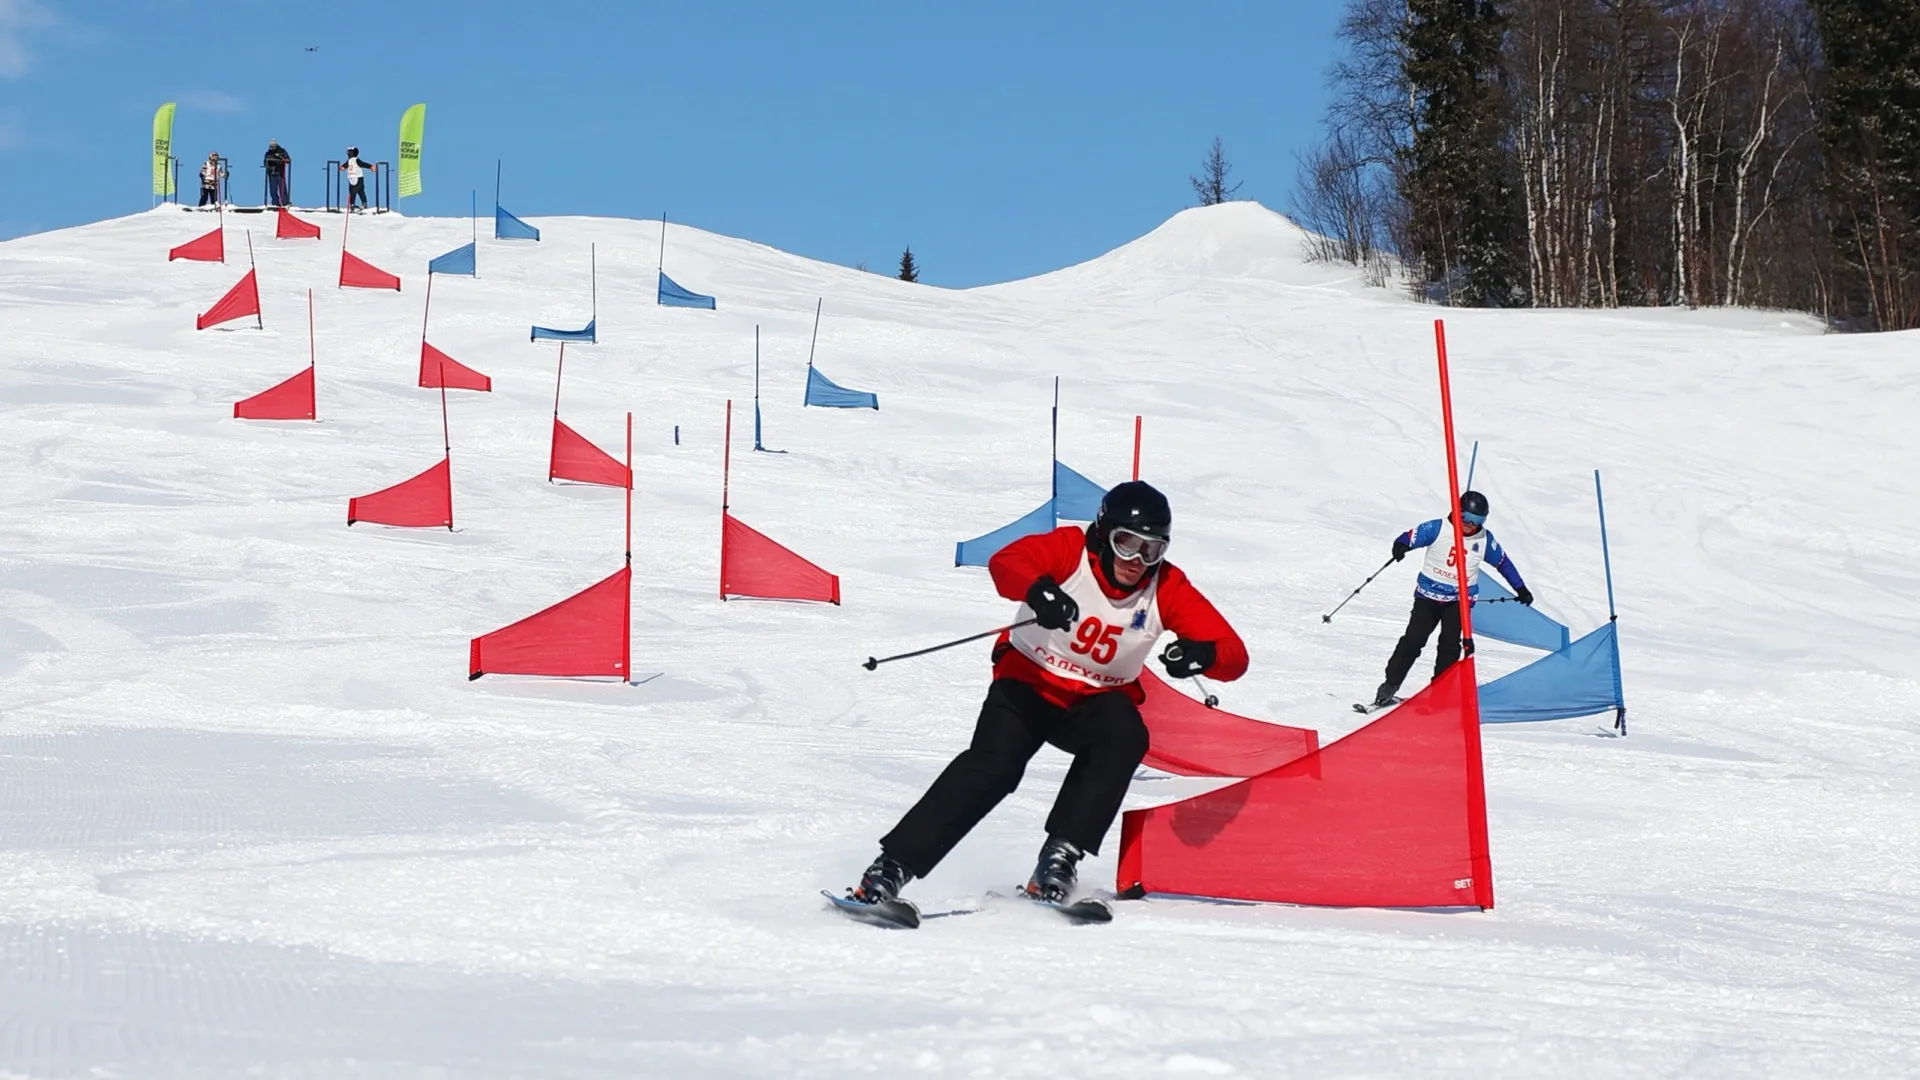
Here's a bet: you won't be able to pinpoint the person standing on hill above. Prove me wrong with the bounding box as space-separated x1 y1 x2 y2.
839 481 1248 923
339 147 374 211
198 153 221 207
262 140 292 206
1369 490 1532 709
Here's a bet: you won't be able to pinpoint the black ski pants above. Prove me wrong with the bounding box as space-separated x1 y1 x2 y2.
198 184 219 207
348 178 367 208
1384 593 1463 688
880 677 1150 878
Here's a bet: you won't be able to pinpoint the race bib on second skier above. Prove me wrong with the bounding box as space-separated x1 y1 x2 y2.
1007 560 1164 688
1420 525 1487 588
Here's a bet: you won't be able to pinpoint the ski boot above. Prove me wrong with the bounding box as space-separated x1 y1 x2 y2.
1371 680 1401 709
851 852 913 905
1023 836 1084 904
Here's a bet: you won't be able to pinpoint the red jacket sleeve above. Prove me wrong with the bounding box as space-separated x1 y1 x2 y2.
987 526 1087 603
1154 563 1249 682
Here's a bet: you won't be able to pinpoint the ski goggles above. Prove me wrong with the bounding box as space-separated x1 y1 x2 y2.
1110 527 1169 565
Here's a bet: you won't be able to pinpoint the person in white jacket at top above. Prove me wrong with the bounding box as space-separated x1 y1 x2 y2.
198 153 221 207
340 147 375 211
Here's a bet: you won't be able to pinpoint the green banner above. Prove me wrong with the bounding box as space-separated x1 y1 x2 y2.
397 103 426 198
152 102 176 196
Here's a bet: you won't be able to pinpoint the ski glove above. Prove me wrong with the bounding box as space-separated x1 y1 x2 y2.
1160 639 1216 679
1515 586 1534 607
1026 576 1080 631
1391 539 1410 562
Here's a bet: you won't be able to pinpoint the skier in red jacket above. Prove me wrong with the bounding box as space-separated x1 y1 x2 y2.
844 480 1247 911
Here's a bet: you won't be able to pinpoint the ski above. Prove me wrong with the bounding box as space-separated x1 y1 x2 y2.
994 888 1113 924
1353 697 1402 715
821 890 981 928
1029 893 1113 924
822 889 920 929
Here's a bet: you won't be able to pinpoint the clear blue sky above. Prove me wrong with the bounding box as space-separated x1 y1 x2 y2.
0 1 1342 286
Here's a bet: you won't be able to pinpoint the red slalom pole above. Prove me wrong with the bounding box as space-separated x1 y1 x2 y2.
720 399 732 600
440 361 453 532
1434 320 1474 647
1434 318 1493 910
624 410 633 682
307 289 316 418
247 231 261 329
624 411 633 564
1132 415 1142 480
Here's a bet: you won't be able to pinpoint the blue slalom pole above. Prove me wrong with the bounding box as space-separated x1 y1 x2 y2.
1595 469 1617 619
1049 376 1060 528
1596 469 1626 734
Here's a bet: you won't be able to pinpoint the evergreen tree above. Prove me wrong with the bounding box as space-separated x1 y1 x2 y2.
1810 0 1920 329
898 246 920 283
1190 136 1244 206
1399 0 1525 306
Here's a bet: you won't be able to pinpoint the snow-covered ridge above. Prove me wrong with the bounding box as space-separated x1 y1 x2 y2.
0 204 1914 1077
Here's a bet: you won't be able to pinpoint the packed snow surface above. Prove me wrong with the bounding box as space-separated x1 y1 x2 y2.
0 202 1914 1078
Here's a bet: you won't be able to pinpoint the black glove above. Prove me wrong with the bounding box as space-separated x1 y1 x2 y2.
1025 576 1079 631
1160 639 1217 679
1391 539 1410 563
1515 586 1534 607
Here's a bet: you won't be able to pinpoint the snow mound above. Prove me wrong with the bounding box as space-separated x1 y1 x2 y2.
985 200 1378 298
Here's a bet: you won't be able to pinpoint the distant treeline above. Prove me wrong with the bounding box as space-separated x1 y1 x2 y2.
1291 0 1920 330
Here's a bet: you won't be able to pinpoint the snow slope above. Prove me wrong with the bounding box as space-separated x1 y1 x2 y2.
0 201 1914 1078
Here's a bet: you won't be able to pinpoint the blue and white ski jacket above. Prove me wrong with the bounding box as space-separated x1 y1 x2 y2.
1397 518 1526 602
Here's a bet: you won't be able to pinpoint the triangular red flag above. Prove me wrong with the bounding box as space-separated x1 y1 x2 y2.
347 457 452 528
1115 659 1493 909
1136 669 1319 778
721 513 840 604
169 226 225 263
276 207 321 240
233 365 315 420
196 269 261 330
468 565 631 680
418 341 491 391
340 249 401 290
550 417 630 487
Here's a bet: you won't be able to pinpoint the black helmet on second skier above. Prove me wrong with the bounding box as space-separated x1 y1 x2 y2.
1086 480 1171 585
1458 490 1489 528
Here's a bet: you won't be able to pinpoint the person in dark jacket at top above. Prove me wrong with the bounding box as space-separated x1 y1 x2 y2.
339 147 375 211
263 140 292 207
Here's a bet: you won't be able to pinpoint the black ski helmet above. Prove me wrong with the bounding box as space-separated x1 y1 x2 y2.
1087 480 1171 586
1459 490 1490 526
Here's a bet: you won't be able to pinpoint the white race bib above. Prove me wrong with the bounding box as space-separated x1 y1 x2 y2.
1420 524 1487 587
1007 560 1164 689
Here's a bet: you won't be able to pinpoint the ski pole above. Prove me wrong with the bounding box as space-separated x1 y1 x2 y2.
863 619 1038 671
1322 556 1397 623
1191 673 1220 709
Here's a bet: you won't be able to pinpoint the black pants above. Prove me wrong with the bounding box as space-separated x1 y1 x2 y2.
348 179 367 208
1384 594 1463 687
267 173 288 206
880 678 1150 878
198 185 218 207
